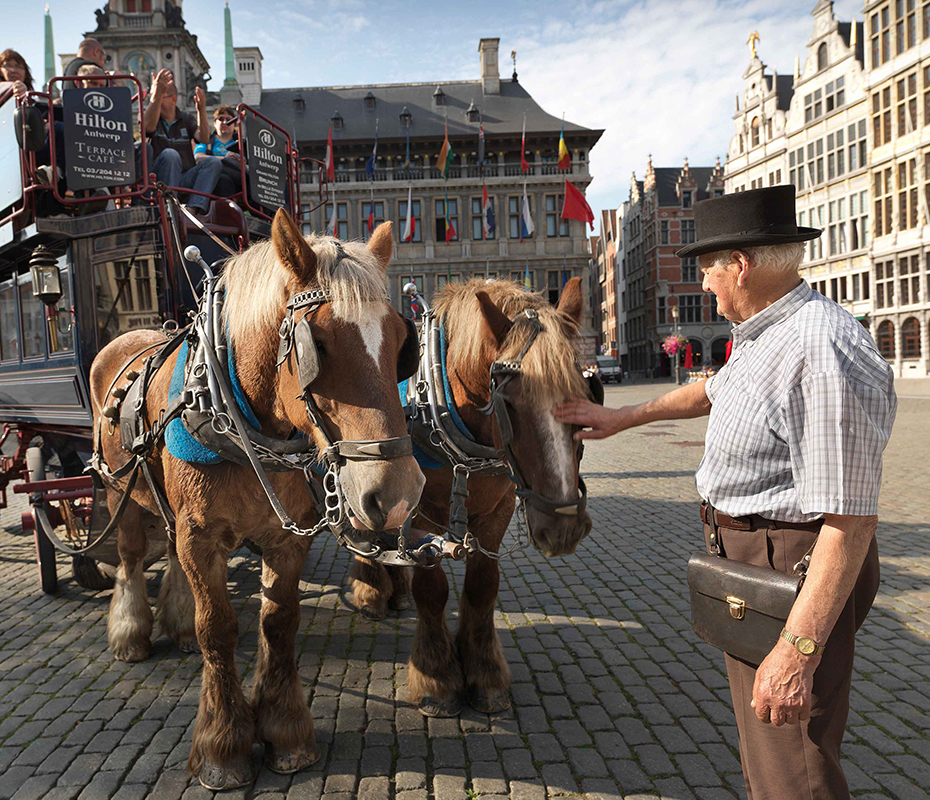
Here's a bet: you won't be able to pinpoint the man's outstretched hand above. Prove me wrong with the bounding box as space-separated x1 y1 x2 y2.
554 400 638 440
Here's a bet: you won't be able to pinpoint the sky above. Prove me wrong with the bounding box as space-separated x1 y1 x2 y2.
9 0 865 232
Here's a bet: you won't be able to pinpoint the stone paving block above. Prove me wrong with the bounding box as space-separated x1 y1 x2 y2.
470 760 507 795
76 771 123 800
9 775 57 800
286 773 322 800
508 779 547 800
502 747 537 779
579 778 625 799
431 769 466 800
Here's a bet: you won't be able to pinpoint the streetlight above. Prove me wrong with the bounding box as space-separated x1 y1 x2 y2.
670 303 681 385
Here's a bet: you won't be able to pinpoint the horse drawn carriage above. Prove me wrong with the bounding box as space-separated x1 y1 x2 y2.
0 74 300 593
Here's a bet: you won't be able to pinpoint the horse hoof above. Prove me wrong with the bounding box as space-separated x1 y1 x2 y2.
176 638 200 654
264 742 322 774
418 695 463 718
389 593 412 611
468 688 511 714
198 755 256 791
111 643 150 662
358 604 387 621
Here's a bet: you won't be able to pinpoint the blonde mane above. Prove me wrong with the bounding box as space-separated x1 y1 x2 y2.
434 279 587 405
220 234 390 345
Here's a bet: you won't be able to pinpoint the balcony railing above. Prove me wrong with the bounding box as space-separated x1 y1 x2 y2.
300 161 586 186
124 13 153 28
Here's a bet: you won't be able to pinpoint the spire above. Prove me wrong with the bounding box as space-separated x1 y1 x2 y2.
851 16 858 48
224 2 236 87
44 4 56 96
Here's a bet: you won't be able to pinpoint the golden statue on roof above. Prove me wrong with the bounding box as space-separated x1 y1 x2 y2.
747 31 761 58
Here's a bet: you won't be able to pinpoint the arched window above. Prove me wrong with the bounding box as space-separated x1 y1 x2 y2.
751 117 761 147
818 42 828 71
711 337 729 366
902 317 921 358
876 320 895 359
687 338 704 365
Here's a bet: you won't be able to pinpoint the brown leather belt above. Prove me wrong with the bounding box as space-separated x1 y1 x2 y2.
700 501 823 533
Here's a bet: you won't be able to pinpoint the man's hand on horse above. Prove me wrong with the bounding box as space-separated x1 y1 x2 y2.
554 400 635 441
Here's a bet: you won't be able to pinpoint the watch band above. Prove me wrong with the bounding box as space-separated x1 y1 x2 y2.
780 628 825 656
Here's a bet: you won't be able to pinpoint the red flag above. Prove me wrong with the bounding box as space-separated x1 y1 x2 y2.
520 116 530 174
561 180 595 230
367 208 374 233
324 124 335 182
684 344 693 370
725 340 733 363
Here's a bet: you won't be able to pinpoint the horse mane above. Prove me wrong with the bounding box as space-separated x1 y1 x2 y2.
220 234 390 346
434 279 587 405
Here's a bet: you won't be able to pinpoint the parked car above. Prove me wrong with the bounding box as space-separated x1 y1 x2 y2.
596 355 622 384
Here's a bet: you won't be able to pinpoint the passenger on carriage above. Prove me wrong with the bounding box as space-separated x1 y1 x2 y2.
143 69 221 215
193 104 243 199
75 64 108 89
63 38 107 85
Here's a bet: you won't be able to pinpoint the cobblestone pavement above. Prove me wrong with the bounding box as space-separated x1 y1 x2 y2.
0 381 927 800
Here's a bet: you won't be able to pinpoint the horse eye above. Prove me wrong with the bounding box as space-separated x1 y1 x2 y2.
314 340 326 358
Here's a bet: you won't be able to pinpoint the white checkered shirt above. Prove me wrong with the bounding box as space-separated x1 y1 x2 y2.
695 282 897 522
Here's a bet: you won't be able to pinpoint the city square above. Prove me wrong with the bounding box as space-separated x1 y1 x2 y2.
0 380 926 800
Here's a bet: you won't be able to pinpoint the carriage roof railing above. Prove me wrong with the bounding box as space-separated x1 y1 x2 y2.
0 77 301 238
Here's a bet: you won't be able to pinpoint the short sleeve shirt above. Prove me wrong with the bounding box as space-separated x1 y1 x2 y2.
150 112 198 173
695 282 896 522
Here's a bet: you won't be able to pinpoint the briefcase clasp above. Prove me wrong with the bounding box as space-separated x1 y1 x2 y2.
726 595 745 620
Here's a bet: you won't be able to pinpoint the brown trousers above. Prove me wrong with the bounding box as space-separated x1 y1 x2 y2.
702 518 880 800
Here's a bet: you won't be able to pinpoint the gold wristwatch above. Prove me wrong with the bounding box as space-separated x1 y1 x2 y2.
780 628 825 656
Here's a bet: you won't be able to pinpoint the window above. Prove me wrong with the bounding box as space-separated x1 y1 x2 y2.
876 260 895 307
847 120 868 171
509 196 531 239
361 200 384 240
875 167 893 237
898 158 919 229
545 195 568 237
925 0 930 38
768 170 782 186
0 283 19 361
789 148 805 190
751 117 760 148
657 296 666 325
681 220 696 244
876 320 895 358
681 257 697 283
547 271 561 305
398 198 422 242
873 87 892 146
434 198 458 242
471 196 495 240
402 274 426 317
436 272 460 290
871 5 892 66
825 77 845 112
897 72 919 135
678 295 703 324
828 198 848 256
660 221 669 245
808 205 825 260
19 278 45 359
899 255 921 304
850 190 870 250
899 0 918 52
324 202 348 239
364 92 376 111
682 191 692 209
902 317 921 357
827 130 846 180
818 42 828 71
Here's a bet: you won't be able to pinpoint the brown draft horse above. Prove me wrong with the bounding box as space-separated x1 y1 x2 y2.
89 211 424 789
350 277 593 716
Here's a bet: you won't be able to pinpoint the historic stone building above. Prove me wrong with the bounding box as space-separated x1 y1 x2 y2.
623 159 728 377
591 207 622 359
864 0 930 377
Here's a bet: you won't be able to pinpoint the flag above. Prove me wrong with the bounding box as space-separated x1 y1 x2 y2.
558 121 570 170
561 179 595 230
482 183 495 239
366 122 378 178
561 261 568 287
523 263 532 290
403 125 411 168
725 340 733 363
437 121 454 178
367 186 374 234
324 123 335 182
520 182 534 240
684 344 693 370
520 115 530 174
477 121 485 165
410 297 419 319
402 186 415 242
327 202 337 236
444 189 456 243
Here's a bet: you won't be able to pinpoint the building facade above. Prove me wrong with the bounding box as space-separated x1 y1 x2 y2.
624 159 729 377
591 207 623 359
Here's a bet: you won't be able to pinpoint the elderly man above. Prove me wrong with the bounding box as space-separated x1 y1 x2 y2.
64 38 106 82
143 69 220 215
556 186 896 800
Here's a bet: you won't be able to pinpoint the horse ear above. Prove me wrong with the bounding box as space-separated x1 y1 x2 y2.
272 208 317 282
557 276 584 328
476 291 513 349
367 221 394 270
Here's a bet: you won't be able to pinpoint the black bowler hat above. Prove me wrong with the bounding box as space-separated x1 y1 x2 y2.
675 185 821 259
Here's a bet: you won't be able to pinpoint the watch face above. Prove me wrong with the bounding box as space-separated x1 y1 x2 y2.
797 637 817 655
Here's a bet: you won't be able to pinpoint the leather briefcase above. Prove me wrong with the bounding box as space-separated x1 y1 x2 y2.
687 552 803 666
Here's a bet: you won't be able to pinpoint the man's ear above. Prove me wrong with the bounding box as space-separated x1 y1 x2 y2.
733 250 751 288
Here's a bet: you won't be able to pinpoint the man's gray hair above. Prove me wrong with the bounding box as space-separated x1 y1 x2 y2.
706 242 806 275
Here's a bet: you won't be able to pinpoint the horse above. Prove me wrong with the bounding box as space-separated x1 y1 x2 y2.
89 210 425 789
349 277 594 716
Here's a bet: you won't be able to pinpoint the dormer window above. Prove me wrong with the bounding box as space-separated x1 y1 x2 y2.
293 96 305 112
433 85 445 106
681 190 692 208
400 106 412 128
817 42 828 71
466 99 479 123
331 110 343 131
364 91 376 111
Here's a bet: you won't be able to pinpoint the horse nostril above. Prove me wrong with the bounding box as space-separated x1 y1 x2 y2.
361 491 387 528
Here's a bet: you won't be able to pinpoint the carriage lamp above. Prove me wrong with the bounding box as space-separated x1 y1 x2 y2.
29 245 62 307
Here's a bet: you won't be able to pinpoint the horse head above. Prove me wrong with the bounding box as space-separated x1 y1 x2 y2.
473 277 594 557
224 209 424 532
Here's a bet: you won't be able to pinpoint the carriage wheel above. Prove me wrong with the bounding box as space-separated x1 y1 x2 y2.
27 447 58 594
